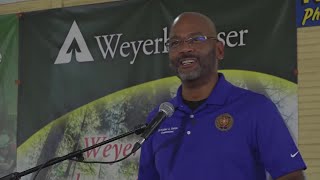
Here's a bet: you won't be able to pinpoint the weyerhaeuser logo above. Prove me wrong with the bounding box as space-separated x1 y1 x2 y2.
54 20 170 65
55 20 249 64
54 21 94 64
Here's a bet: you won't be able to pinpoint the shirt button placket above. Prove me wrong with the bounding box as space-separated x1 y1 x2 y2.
186 114 195 135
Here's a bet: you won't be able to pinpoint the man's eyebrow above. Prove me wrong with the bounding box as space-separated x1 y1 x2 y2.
169 32 203 40
169 35 178 40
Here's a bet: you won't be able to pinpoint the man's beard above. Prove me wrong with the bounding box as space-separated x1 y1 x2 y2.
170 49 216 81
178 65 201 81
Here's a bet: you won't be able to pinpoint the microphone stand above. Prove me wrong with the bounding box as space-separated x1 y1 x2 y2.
0 124 147 180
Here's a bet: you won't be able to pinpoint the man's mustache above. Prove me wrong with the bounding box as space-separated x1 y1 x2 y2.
178 53 199 62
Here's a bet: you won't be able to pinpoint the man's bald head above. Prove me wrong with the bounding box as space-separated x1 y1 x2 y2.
170 12 217 38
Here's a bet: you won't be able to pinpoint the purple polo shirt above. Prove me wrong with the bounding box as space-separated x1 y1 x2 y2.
138 73 306 180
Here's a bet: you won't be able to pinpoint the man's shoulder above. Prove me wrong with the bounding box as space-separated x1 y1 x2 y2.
228 84 273 106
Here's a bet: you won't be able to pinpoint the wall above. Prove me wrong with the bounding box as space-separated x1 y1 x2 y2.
298 26 320 179
0 0 119 13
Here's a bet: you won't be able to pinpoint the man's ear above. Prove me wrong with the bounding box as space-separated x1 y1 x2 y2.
216 41 225 61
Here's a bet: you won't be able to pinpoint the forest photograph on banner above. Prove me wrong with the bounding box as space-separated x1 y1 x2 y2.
0 14 18 178
16 0 296 179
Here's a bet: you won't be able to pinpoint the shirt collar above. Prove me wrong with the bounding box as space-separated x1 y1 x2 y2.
171 73 233 108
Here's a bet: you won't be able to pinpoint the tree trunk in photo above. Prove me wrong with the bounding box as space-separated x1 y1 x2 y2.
31 120 67 180
65 110 89 178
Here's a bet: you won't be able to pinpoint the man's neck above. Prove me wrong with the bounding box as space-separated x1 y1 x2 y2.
181 73 219 101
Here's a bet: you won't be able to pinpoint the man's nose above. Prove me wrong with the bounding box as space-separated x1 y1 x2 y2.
178 41 194 53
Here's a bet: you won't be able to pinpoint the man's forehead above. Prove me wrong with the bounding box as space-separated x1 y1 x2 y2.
169 13 216 38
169 22 213 38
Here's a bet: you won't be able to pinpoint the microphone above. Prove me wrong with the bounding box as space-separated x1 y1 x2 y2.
131 102 175 153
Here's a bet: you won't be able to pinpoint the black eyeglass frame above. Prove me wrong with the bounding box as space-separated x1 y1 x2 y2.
165 35 218 50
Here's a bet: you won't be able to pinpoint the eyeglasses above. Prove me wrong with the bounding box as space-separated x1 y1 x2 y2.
165 35 217 50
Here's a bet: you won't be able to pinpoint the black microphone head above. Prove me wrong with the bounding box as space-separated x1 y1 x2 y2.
159 102 175 117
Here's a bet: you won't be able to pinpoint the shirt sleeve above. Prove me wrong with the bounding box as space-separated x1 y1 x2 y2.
255 97 307 179
138 110 160 180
